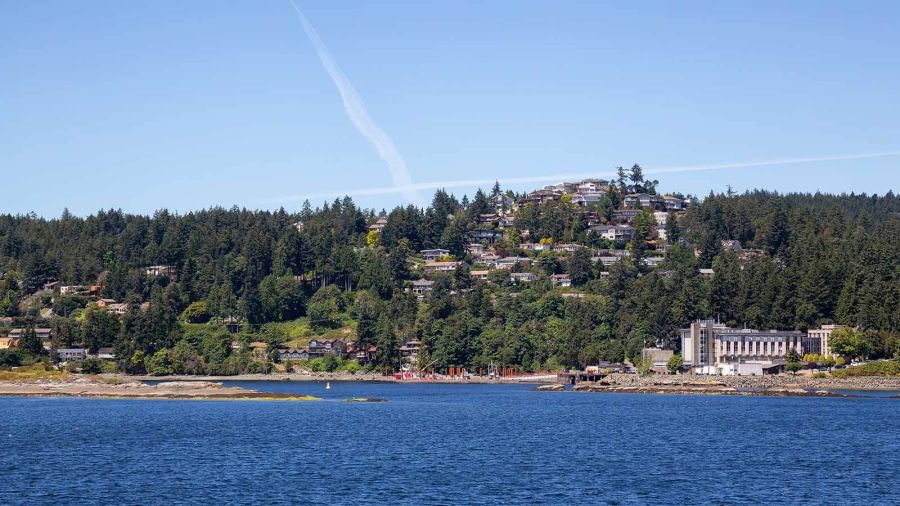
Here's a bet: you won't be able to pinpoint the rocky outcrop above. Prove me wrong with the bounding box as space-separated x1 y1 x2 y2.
599 373 900 391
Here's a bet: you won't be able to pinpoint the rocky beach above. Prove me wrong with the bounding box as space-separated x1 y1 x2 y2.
0 377 319 400
538 373 900 397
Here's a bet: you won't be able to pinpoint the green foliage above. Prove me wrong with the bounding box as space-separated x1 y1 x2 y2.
832 359 900 377
145 349 173 376
181 301 211 324
784 361 803 375
830 328 869 360
18 325 45 356
667 354 684 374
0 349 22 368
259 274 304 322
80 356 103 374
307 285 343 330
0 183 895 377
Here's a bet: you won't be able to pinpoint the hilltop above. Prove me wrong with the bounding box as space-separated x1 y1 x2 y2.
1 165 898 375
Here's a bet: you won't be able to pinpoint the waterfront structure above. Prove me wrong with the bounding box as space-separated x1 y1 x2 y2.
399 340 421 367
642 348 674 373
56 348 88 361
9 328 53 340
308 339 347 358
96 348 116 360
279 349 310 361
807 325 846 357
346 343 377 364
680 320 815 375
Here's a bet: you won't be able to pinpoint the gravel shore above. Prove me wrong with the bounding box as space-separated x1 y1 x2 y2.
601 373 900 391
0 377 319 400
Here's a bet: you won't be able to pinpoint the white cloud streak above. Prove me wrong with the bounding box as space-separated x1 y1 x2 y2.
270 150 900 203
288 2 417 202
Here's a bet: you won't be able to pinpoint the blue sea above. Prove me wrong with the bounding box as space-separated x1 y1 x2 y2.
2 381 898 505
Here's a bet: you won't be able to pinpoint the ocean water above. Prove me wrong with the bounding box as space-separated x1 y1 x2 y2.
2 381 898 505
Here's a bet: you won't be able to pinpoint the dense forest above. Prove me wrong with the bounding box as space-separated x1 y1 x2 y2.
1 169 898 374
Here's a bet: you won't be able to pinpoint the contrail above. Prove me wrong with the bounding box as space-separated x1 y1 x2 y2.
269 150 900 202
288 2 417 202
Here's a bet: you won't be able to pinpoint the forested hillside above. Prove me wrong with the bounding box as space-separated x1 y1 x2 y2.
1 172 898 374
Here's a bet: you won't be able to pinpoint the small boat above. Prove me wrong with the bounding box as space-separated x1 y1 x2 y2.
326 382 331 390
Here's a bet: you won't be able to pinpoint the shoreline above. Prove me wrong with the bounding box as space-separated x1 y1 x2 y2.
0 378 319 401
132 372 900 391
129 372 552 384
2 372 900 401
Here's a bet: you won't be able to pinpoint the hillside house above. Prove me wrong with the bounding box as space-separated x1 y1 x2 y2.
106 303 129 315
595 256 621 267
279 349 310 361
400 340 421 366
410 279 434 298
56 348 88 362
146 265 177 279
495 256 531 270
468 229 503 244
612 209 640 221
577 179 609 192
421 249 450 261
96 348 116 360
571 192 606 207
490 194 515 214
10 328 53 340
553 243 583 253
368 216 388 233
470 270 490 281
498 218 516 229
60 285 85 296
663 195 689 211
347 343 377 364
466 243 485 255
551 274 572 287
509 272 537 283
474 253 501 266
643 256 665 268
590 224 634 242
308 339 347 358
624 193 651 209
520 243 552 252
424 261 462 273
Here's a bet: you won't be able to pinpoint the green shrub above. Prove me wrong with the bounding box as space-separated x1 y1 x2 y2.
80 356 103 374
832 360 900 378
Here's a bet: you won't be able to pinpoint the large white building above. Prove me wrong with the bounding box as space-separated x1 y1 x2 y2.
680 320 815 375
807 324 845 357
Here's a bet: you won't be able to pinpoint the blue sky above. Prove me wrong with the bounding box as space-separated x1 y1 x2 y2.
2 1 898 217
